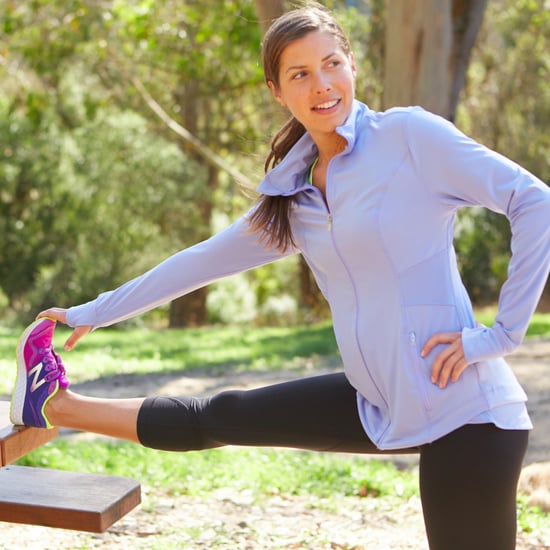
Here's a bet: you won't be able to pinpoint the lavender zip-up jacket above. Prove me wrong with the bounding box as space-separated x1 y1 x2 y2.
67 100 550 449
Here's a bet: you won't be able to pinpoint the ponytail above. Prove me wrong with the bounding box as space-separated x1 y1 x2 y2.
247 117 306 252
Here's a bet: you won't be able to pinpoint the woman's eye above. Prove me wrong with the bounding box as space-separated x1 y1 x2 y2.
292 71 307 80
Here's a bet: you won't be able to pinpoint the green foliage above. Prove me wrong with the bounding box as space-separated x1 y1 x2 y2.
454 208 511 304
0 0 547 322
0 99 70 308
0 91 205 317
0 0 276 323
455 0 550 304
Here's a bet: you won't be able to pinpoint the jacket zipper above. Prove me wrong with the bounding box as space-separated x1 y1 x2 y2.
320 203 389 411
409 331 432 411
323 158 388 411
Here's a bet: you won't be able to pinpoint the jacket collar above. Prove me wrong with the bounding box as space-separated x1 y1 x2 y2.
257 100 370 196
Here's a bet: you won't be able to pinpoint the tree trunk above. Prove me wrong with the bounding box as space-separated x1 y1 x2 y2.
384 0 453 117
169 287 208 327
171 1 288 328
168 163 218 328
383 0 487 121
254 0 285 34
449 0 488 121
168 73 217 328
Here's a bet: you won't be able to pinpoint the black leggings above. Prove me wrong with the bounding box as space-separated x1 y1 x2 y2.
137 372 528 550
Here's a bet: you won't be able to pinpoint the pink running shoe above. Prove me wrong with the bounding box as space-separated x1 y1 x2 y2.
10 318 70 429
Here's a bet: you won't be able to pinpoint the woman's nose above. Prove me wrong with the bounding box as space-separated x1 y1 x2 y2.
312 71 331 94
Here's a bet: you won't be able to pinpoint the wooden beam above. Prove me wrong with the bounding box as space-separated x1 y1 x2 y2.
0 465 141 532
0 401 58 466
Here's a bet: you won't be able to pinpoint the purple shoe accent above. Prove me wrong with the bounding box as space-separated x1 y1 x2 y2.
52 350 70 390
10 318 70 429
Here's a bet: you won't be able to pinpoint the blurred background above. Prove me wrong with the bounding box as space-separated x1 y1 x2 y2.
0 0 548 328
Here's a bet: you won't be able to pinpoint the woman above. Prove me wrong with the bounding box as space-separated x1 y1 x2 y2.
11 4 550 549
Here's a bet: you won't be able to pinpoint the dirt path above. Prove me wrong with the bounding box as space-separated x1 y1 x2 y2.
0 488 548 550
0 339 549 549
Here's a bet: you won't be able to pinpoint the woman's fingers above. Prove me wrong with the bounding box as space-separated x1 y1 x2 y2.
422 332 468 389
64 325 92 351
36 307 91 351
37 307 68 324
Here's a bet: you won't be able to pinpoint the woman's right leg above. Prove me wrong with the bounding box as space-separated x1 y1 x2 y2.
418 423 528 550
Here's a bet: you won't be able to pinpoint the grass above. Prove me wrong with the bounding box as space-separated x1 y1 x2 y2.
0 321 340 394
1 312 549 394
475 310 550 339
16 440 418 501
1 314 549 539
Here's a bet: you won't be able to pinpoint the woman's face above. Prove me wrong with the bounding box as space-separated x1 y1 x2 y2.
269 30 356 141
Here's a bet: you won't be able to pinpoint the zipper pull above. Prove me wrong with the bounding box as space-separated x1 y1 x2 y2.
327 214 333 231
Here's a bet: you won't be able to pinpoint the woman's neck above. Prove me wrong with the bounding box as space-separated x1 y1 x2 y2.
315 133 348 164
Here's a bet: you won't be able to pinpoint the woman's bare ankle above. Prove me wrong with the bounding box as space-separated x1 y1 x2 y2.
45 388 71 427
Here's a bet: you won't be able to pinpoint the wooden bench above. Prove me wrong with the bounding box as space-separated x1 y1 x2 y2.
0 400 141 532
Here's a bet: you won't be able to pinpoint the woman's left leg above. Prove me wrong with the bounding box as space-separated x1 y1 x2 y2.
137 372 388 453
418 423 528 550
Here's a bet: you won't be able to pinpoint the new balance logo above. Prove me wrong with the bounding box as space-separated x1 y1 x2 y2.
29 362 46 392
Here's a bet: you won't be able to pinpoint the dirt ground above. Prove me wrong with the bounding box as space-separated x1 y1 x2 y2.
0 339 549 549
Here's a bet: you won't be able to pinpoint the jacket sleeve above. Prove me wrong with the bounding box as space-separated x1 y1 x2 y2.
66 214 294 329
406 108 550 364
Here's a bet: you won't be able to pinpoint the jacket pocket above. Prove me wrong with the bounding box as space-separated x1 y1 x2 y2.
403 304 462 412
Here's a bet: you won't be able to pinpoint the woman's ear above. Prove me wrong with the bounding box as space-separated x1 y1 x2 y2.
349 52 357 79
267 80 286 107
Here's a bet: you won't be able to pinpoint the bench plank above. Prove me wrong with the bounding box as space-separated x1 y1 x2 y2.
0 465 141 532
0 401 59 466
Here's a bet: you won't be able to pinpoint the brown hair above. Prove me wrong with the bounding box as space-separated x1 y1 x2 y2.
247 3 351 251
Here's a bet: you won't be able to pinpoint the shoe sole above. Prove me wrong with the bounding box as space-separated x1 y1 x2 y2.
10 318 55 426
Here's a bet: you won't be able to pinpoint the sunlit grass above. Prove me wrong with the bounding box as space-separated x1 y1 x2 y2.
0 321 339 394
17 440 418 501
1 313 549 395
475 310 550 339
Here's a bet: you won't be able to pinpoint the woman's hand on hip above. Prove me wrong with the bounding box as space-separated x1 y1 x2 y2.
37 307 91 351
421 331 468 389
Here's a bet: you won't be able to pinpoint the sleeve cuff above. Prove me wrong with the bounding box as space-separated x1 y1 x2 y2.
462 323 518 364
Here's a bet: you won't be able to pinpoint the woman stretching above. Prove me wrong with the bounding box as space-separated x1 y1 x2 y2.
10 4 550 549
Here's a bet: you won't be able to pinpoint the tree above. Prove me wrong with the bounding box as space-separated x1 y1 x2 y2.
454 0 550 307
255 0 285 34
1 0 271 326
90 0 267 326
383 0 487 120
1 0 546 322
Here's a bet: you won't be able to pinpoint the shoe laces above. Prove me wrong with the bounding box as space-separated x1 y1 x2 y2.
39 347 63 383
52 349 70 388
